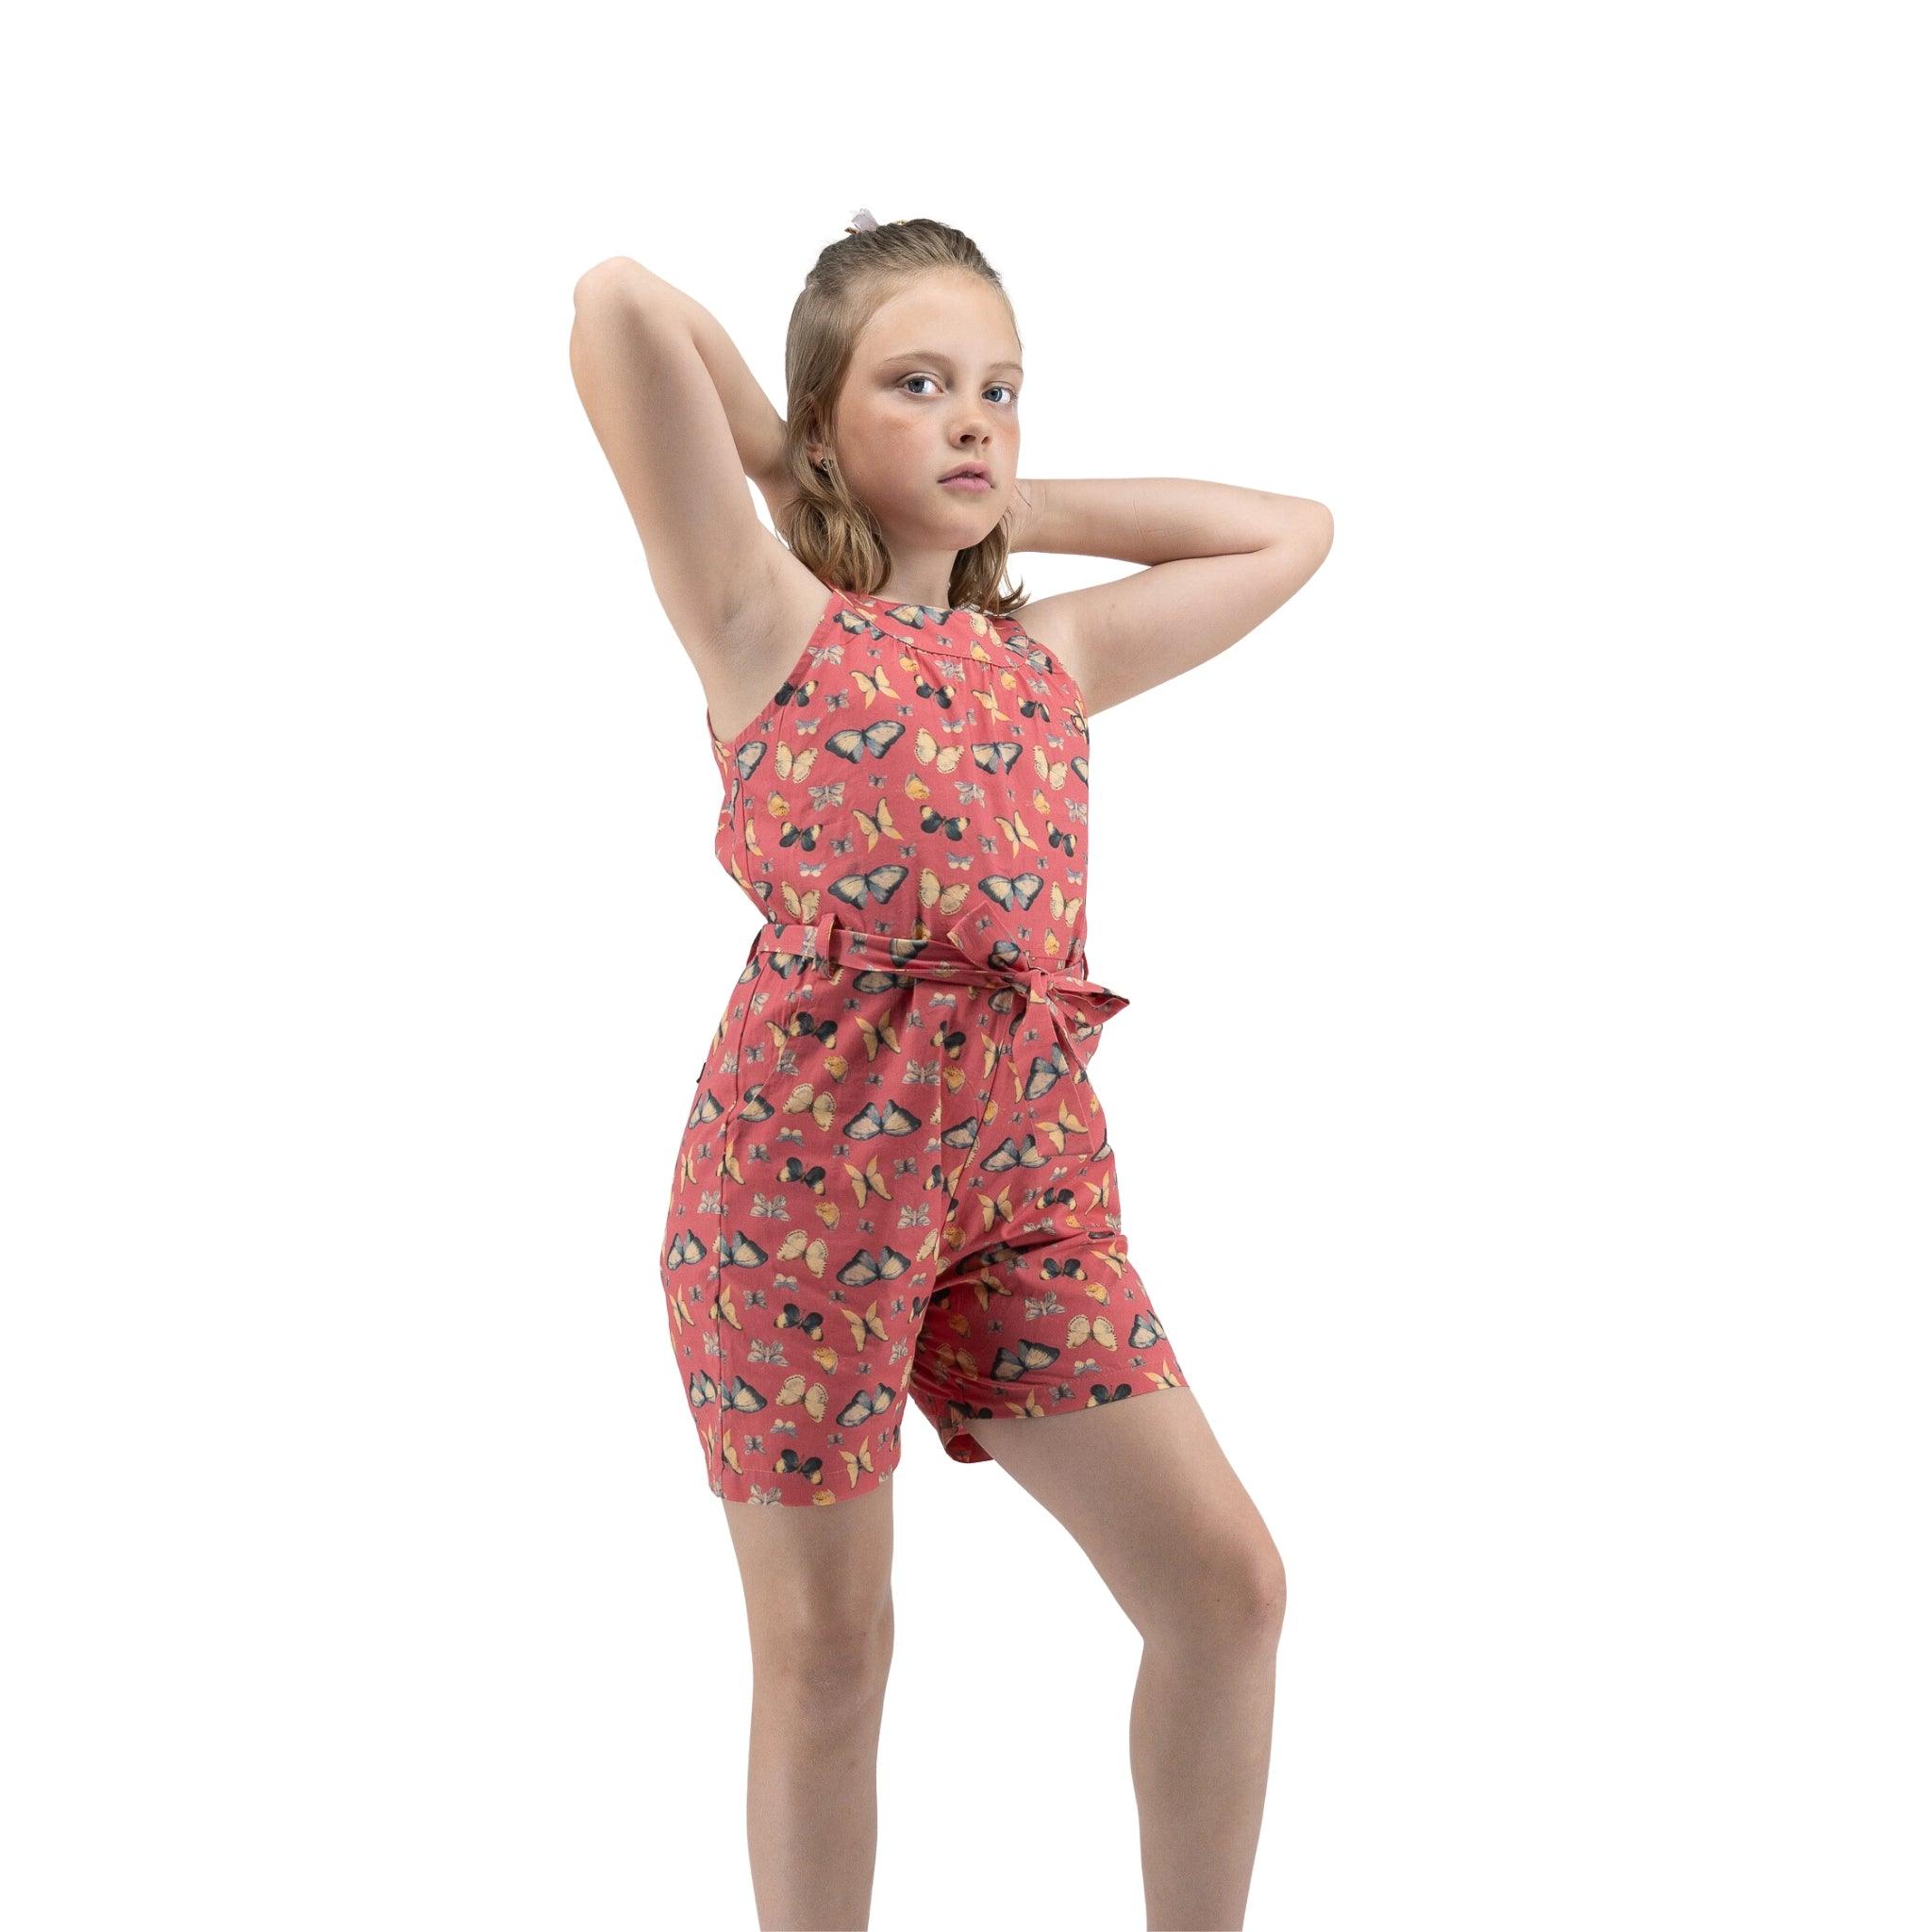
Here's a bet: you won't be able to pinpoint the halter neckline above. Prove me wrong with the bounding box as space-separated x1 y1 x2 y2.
830 581 977 620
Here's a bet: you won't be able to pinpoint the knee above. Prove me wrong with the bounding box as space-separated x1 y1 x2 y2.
1154 1540 1288 1651
747 1586 894 1708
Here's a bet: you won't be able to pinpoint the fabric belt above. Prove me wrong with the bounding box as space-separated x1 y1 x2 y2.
745 912 1130 1075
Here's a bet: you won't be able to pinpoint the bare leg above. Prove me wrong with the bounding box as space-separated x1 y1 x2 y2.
972 1389 1287 1930
723 1481 896 1931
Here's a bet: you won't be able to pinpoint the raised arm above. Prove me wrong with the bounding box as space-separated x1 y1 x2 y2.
1008 479 1334 716
568 256 796 671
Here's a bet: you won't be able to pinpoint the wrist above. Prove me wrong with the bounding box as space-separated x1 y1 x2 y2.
1008 476 1050 552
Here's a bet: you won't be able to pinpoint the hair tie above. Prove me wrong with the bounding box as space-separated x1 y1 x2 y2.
845 208 879 235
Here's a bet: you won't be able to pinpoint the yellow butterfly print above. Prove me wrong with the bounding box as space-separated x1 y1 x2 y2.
773 1236 826 1282
843 1155 891 1206
913 725 964 771
839 1438 874 1487
853 668 898 705
780 1083 839 1129
775 741 818 781
774 1228 830 1276
710 1282 743 1331
853 801 900 845
918 868 971 917
854 1013 902 1059
992 812 1041 855
1035 1098 1090 1153
781 881 821 923
722 1427 742 1475
776 1374 831 1421
968 1185 1018 1232
1051 882 1083 926
1004 1390 1049 1420
1034 744 1068 790
842 1300 890 1350
1067 1312 1119 1351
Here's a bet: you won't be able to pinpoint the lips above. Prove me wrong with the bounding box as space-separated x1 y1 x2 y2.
939 464 991 484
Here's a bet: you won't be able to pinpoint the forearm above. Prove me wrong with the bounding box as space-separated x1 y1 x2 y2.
583 258 787 493
1011 476 1305 563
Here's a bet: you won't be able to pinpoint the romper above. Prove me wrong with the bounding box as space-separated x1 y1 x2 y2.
658 578 1190 1505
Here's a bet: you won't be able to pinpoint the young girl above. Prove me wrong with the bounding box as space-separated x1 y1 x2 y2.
571 209 1333 1931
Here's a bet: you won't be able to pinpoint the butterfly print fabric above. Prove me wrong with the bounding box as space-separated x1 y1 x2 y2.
659 580 1190 1505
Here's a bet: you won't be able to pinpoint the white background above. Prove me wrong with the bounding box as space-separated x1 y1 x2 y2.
7 4 1927 1927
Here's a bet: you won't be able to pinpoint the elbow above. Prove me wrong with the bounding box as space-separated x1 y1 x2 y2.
573 256 647 308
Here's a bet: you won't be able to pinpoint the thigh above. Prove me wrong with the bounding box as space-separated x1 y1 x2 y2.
970 1388 1284 1636
724 1477 896 1641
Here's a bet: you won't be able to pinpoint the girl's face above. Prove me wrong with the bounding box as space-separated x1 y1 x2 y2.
820 270 1023 558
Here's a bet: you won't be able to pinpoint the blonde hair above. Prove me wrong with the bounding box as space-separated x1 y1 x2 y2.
775 214 1028 617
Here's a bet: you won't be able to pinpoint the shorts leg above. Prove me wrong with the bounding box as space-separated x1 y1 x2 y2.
658 952 921 1505
909 1057 1188 1463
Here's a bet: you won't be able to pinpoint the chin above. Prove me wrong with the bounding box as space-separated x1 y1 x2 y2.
942 499 1004 538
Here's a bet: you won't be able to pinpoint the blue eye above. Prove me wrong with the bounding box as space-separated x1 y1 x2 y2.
902 375 1018 405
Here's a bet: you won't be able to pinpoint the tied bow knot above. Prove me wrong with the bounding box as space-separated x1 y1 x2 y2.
1016 965 1061 1008
745 919 1130 1074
